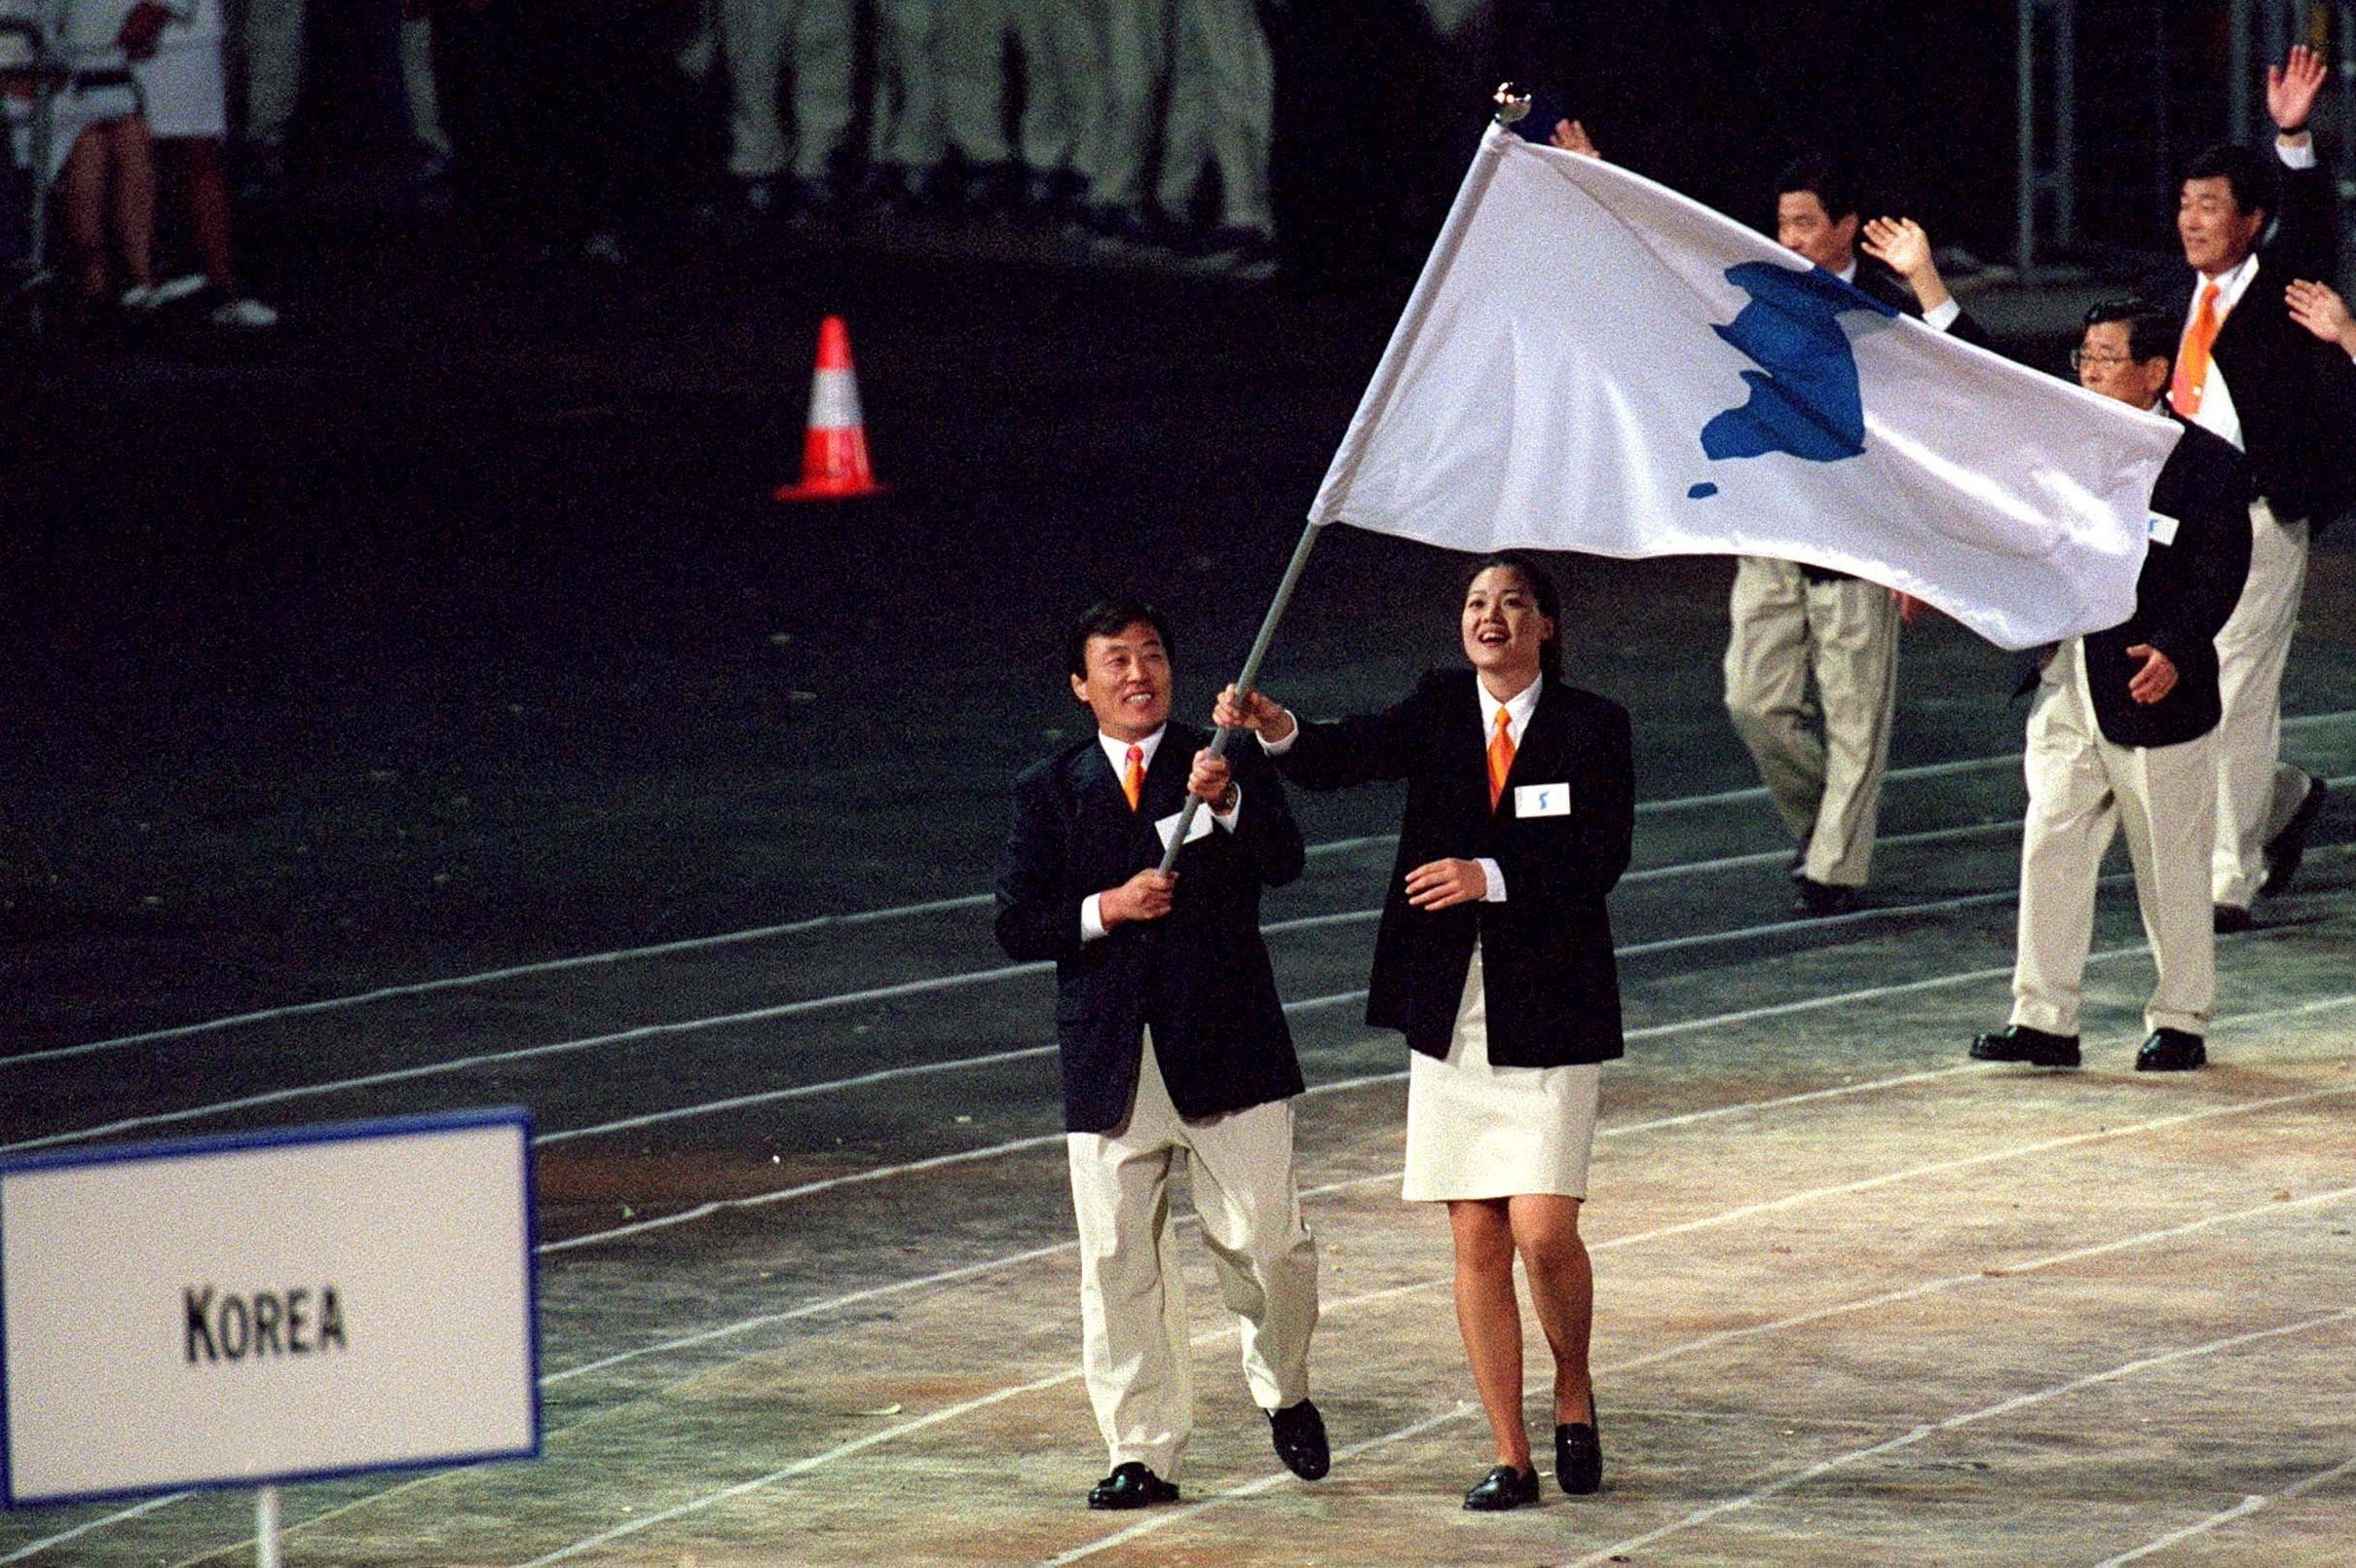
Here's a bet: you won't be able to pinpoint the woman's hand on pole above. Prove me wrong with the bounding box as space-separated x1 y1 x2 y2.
1214 685 1296 745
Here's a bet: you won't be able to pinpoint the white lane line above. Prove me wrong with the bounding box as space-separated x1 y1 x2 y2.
540 1061 1993 1373
83 989 2356 1567
0 836 2107 1160
1559 1311 2356 1568
1 811 2017 1088
145 1069 2356 1568
531 936 2351 1254
131 1064 2019 1568
6 895 1002 1067
505 1149 2356 1567
0 1494 193 1565
2092 1451 2356 1566
44 721 2350 1067
1057 1233 2356 1568
535 1070 1403 1254
0 962 1053 1157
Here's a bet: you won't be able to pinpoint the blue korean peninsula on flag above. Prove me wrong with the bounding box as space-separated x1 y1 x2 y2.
1311 125 2182 652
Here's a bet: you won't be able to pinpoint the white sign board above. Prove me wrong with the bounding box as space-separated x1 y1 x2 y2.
2 1108 539 1508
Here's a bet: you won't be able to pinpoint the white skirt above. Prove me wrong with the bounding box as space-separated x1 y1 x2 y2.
1402 947 1600 1203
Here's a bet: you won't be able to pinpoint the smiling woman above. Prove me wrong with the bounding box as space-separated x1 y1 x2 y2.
1215 551 1634 1511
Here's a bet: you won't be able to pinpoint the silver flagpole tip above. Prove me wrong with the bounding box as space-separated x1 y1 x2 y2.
1492 82 1533 126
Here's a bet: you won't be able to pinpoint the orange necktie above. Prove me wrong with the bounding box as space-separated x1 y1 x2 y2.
1122 744 1144 811
1486 708 1515 812
2171 281 2222 416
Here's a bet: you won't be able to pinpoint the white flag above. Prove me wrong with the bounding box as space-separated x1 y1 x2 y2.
1312 126 2182 651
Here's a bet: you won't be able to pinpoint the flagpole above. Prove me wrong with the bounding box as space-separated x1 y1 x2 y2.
1158 91 1531 873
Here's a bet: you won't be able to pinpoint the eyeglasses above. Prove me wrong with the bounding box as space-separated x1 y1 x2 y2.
2069 349 2140 369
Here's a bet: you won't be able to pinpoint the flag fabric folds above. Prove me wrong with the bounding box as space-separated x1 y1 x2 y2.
1310 125 2182 652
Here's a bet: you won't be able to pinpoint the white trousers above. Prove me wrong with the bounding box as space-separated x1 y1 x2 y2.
238 0 304 147
1154 0 1272 233
719 0 854 180
939 0 1102 174
239 0 436 149
2211 497 2313 908
2011 641 2218 1036
1723 556 1900 887
1087 0 1171 211
399 15 446 159
1066 1029 1317 1481
866 0 944 170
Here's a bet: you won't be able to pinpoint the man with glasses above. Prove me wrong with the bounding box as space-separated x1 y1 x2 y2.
1969 303 2251 1071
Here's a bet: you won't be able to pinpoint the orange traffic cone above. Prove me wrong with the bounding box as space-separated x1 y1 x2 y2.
774 315 886 502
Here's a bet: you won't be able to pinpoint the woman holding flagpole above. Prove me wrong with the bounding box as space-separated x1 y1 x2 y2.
1215 552 1633 1510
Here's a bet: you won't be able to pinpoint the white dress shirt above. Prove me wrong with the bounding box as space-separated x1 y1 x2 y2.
2178 250 2259 450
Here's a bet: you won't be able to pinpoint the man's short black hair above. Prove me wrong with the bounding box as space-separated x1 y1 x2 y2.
2083 297 2179 367
2185 142 2277 219
1776 152 1857 221
1066 599 1175 678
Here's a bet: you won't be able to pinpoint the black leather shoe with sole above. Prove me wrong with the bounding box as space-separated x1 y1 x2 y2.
1268 1400 1329 1480
2135 1028 2207 1072
1968 1025 2081 1068
1087 1462 1178 1510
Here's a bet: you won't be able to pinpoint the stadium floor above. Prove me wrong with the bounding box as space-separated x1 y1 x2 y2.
4 231 2353 1565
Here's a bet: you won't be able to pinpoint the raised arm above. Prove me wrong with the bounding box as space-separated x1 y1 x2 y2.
1858 216 1953 317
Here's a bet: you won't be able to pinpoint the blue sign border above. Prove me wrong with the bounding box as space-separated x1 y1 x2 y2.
0 1106 542 1511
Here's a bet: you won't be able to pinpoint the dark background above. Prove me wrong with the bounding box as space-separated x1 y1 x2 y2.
3 0 2343 1056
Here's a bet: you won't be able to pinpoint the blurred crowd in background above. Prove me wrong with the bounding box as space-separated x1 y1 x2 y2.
5 1 2332 346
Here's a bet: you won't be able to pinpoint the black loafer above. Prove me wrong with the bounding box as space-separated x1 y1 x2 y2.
1463 1463 1540 1512
1268 1399 1329 1480
1554 1407 1602 1495
1790 877 1859 918
2214 903 2255 934
2135 1028 2207 1072
2262 777 2328 898
1969 1025 2080 1068
1087 1461 1178 1510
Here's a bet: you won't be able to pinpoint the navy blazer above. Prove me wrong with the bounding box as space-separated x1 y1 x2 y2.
2143 152 2356 530
996 722 1306 1134
2085 416 2252 746
1274 670 1633 1068
2010 415 2251 749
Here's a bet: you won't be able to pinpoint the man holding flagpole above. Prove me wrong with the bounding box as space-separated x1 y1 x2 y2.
995 600 1328 1511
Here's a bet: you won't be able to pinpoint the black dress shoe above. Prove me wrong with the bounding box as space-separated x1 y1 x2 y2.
1268 1399 1329 1480
1790 877 1859 918
2135 1028 2207 1072
1462 1463 1540 1512
2262 777 2328 898
1087 1461 1178 1510
1554 1400 1602 1495
1968 1025 2080 1068
2214 903 2255 934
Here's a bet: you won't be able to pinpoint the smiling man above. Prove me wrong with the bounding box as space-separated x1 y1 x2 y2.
995 599 1327 1510
2144 46 2356 930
